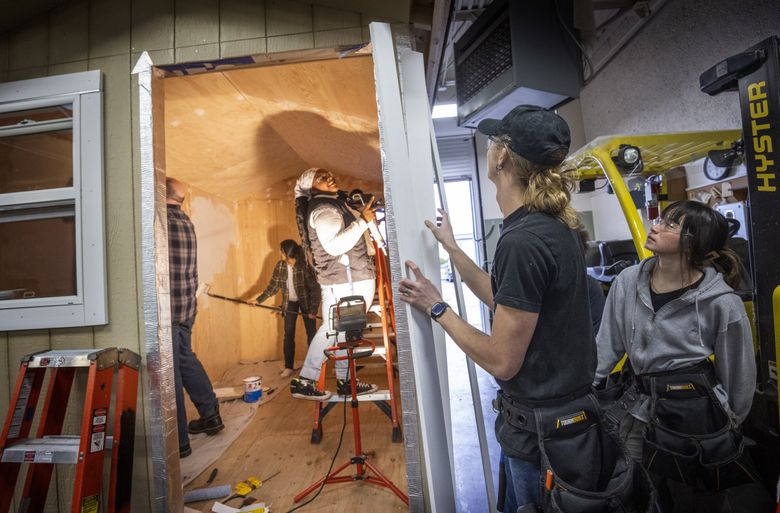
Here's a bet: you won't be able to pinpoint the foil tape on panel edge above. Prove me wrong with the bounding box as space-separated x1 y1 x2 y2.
138 64 184 513
377 24 424 512
382 149 424 512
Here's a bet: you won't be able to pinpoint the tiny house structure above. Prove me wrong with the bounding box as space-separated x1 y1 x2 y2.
136 24 455 510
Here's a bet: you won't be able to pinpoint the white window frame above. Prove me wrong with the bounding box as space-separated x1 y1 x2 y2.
0 71 107 330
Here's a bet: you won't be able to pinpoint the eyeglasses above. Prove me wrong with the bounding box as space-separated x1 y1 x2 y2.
651 217 682 233
314 172 333 182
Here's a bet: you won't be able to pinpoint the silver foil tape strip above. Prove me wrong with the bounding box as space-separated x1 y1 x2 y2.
135 53 183 513
376 25 424 512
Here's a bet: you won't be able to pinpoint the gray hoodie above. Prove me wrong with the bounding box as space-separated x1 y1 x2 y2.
595 257 756 424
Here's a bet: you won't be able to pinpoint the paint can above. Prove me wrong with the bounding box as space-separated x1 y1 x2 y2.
243 376 262 403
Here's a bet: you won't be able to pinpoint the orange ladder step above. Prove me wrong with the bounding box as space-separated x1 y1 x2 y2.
0 347 140 513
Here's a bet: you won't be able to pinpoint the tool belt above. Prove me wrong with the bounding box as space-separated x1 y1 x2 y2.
495 389 656 513
594 366 639 428
638 359 759 490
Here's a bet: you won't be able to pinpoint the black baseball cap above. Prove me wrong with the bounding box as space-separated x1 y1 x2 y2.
477 105 571 167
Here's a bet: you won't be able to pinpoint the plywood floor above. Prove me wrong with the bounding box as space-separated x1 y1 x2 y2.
184 360 409 513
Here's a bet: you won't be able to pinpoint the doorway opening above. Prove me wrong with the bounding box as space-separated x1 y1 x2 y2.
435 175 502 512
157 51 408 512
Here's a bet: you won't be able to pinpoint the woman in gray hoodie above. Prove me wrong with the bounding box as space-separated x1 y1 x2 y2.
595 200 765 511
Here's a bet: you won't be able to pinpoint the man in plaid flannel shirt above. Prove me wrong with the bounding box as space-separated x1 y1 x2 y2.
167 178 223 458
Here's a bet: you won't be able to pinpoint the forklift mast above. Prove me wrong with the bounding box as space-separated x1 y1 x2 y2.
701 36 780 433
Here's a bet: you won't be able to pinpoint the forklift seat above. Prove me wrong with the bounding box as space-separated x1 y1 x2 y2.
587 240 640 283
598 240 640 268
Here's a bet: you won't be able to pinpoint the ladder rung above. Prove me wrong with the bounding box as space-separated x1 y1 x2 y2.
356 362 398 369
362 332 395 340
25 349 119 370
325 390 391 403
2 435 113 464
359 346 388 359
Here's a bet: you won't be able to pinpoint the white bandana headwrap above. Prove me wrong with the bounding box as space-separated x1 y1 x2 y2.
294 168 321 199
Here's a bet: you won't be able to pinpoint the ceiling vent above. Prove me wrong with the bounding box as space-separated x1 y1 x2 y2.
454 0 581 127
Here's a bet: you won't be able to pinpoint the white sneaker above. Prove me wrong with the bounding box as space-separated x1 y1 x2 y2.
280 368 294 378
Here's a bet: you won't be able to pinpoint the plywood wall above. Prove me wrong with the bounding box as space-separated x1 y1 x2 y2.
0 1 394 511
235 196 304 363
179 185 244 382
177 184 310 378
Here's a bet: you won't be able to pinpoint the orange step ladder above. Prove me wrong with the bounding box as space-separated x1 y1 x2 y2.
311 245 402 444
0 347 140 513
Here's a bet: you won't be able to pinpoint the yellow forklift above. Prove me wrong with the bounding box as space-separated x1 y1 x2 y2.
566 35 780 489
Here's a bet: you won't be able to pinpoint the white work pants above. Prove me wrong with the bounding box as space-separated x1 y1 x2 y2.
300 278 375 381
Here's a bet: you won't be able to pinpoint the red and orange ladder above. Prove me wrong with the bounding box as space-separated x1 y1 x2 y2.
0 347 140 513
312 245 402 444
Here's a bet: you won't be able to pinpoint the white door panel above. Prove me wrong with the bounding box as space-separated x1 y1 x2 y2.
370 22 456 513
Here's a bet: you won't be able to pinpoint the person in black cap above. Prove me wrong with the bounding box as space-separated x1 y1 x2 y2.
398 105 597 510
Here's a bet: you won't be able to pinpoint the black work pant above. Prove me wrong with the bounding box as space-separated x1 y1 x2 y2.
283 301 317 370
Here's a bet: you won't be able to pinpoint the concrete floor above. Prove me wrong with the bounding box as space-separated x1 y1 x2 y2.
441 281 502 513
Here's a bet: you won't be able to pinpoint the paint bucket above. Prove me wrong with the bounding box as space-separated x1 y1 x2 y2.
243 376 262 403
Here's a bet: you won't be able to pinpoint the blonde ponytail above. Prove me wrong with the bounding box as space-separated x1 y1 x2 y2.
495 136 580 229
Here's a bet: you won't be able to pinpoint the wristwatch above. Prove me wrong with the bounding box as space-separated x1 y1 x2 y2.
429 301 450 321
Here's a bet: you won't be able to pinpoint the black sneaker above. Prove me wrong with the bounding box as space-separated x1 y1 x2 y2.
188 412 224 436
179 443 192 458
337 379 379 397
290 378 332 401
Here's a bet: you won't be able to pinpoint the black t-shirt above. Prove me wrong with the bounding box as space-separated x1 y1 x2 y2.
491 207 596 460
650 273 705 311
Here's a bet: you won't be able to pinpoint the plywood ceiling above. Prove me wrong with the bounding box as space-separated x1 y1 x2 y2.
163 55 381 201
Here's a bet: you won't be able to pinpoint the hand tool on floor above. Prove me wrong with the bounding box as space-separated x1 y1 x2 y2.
223 472 279 504
207 468 219 485
223 477 261 504
239 497 258 507
260 471 280 484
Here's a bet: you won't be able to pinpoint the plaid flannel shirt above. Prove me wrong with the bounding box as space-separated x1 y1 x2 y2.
256 260 321 315
167 205 198 324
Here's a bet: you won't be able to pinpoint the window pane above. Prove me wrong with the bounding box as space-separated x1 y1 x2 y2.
0 212 77 300
444 181 475 237
0 105 72 127
0 128 73 194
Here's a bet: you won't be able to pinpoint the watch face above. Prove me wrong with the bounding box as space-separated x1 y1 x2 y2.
703 156 731 181
431 302 446 317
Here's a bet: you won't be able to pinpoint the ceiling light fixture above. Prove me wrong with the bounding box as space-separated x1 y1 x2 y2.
431 103 457 119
